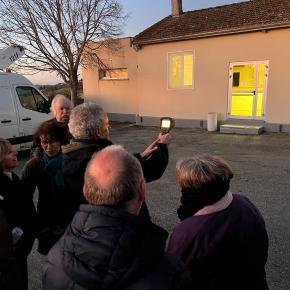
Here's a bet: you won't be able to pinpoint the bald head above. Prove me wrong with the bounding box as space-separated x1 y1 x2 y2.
83 145 145 213
87 146 124 190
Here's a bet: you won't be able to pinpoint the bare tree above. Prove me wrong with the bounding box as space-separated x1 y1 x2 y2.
0 0 126 106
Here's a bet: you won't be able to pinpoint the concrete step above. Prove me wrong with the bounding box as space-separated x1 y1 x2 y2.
220 124 264 135
224 119 265 126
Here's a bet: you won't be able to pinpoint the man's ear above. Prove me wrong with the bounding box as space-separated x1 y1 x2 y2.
95 128 100 138
83 184 89 201
138 179 146 203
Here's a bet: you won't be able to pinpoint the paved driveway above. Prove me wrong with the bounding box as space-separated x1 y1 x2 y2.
17 125 290 290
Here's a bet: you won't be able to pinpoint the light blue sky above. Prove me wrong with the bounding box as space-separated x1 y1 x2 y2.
28 0 247 84
119 0 247 36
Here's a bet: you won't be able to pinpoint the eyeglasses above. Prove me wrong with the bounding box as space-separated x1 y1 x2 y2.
40 139 58 146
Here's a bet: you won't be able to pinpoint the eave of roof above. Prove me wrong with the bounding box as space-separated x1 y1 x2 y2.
132 0 290 46
133 22 290 46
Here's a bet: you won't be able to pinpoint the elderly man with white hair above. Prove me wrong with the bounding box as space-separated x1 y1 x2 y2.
30 95 72 157
49 94 72 143
62 102 171 221
43 145 192 290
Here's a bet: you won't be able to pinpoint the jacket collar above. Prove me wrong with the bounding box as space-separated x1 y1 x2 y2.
194 191 233 216
62 138 112 154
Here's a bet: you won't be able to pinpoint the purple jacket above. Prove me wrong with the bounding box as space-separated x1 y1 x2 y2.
167 193 268 290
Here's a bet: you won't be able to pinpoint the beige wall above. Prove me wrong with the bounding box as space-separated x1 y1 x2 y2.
83 28 290 124
83 37 138 114
137 28 290 123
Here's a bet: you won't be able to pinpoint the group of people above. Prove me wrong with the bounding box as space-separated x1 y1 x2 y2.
0 94 269 290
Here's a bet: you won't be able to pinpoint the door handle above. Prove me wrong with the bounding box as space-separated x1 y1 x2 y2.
1 119 11 123
252 90 256 95
22 117 32 121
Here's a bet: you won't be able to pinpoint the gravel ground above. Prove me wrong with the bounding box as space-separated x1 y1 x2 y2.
17 125 290 290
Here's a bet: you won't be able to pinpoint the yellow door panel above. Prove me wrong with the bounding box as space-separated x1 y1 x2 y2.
231 93 253 117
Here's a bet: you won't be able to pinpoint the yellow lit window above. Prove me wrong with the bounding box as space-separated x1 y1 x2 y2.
99 68 128 80
168 51 194 89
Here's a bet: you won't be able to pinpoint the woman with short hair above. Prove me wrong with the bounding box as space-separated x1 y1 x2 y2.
22 120 69 255
0 138 35 289
167 154 269 290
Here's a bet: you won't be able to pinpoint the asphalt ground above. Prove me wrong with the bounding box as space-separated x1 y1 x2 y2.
17 124 290 290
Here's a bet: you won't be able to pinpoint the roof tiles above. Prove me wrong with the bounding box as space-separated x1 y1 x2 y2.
133 0 290 45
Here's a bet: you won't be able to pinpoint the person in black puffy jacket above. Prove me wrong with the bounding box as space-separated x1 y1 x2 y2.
62 102 171 221
43 145 193 290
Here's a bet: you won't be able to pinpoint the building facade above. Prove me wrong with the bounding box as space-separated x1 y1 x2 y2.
83 0 290 132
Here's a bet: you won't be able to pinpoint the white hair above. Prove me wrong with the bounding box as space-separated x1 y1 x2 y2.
50 94 72 115
68 102 105 139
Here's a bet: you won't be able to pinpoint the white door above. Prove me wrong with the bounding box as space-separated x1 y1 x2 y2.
228 61 269 119
0 86 20 139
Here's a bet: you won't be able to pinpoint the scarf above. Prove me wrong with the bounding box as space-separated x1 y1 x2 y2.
43 153 65 190
177 180 230 221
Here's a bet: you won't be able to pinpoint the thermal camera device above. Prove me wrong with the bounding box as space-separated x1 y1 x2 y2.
160 117 175 134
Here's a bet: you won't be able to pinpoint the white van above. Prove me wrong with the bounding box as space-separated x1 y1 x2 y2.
0 72 53 150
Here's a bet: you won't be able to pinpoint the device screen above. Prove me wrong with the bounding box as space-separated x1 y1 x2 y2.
161 119 171 129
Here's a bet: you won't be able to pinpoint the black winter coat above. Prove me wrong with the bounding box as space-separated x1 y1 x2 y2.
0 172 35 254
22 154 70 255
0 172 36 284
43 205 193 290
0 209 25 290
62 138 169 220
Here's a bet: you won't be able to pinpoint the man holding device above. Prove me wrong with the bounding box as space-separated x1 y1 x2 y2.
62 102 172 220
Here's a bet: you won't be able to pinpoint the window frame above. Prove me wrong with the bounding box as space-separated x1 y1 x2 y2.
99 68 129 81
16 86 49 113
167 50 195 90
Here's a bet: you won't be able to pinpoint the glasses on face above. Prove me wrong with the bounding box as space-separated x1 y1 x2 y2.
40 139 58 146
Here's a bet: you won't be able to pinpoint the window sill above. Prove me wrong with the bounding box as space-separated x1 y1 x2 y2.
99 78 129 81
167 86 194 90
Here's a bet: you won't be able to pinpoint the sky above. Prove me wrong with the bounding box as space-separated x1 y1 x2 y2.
26 0 247 85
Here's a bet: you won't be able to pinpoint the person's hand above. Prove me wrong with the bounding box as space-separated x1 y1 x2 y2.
158 133 172 145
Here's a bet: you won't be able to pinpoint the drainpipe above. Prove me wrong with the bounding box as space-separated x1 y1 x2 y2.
171 0 183 17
